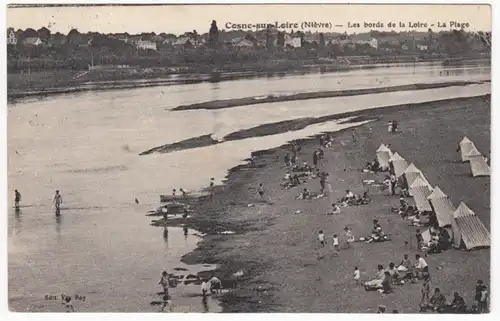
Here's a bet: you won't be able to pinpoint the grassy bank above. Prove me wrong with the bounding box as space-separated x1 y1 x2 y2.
171 95 490 312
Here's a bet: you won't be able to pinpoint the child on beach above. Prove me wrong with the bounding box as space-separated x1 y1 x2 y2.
318 230 326 247
201 279 211 297
421 275 431 306
354 267 361 285
257 183 265 200
332 234 340 256
159 271 170 295
344 227 355 247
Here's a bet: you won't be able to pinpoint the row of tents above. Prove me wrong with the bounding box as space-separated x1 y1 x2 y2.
458 136 490 177
375 143 490 251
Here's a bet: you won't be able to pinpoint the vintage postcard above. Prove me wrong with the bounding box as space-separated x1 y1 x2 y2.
5 2 491 314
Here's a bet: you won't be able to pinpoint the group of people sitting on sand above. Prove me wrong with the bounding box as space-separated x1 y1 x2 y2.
363 219 390 243
364 158 382 172
415 227 452 254
336 189 371 207
319 134 335 148
420 282 488 314
364 253 430 293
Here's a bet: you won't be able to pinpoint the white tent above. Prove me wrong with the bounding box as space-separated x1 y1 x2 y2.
427 186 455 227
451 202 490 250
409 177 433 212
466 149 490 177
458 136 477 162
403 163 431 193
389 152 409 178
376 144 392 170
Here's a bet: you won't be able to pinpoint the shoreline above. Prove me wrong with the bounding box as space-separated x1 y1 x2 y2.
140 95 488 156
171 81 489 111
7 57 490 100
172 94 490 312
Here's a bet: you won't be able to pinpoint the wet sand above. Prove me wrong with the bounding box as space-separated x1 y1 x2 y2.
175 95 490 312
172 81 487 111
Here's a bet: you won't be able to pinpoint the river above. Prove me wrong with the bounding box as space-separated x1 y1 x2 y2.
7 61 491 312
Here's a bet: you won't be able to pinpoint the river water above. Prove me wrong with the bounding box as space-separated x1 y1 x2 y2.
7 61 491 312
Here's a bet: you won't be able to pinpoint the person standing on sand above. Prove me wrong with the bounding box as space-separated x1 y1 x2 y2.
14 189 21 208
319 175 326 194
332 234 340 256
415 229 423 250
209 178 215 198
159 271 170 296
353 267 361 285
172 189 176 198
313 150 319 168
475 280 484 308
284 153 290 167
389 173 397 196
53 190 63 212
257 183 265 200
318 230 326 247
352 129 357 142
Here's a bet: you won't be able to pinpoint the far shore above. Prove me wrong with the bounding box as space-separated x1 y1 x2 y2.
167 94 490 312
7 57 490 100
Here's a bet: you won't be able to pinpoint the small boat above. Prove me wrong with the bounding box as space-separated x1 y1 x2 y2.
160 191 210 202
146 201 190 216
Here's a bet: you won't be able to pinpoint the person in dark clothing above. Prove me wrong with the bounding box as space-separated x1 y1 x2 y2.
474 280 483 307
14 189 21 208
319 176 326 194
450 292 467 313
429 287 447 312
416 229 423 250
478 285 488 313
284 153 290 167
313 151 319 168
381 271 392 293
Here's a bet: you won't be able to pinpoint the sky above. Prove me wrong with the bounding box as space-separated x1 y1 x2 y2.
6 4 492 35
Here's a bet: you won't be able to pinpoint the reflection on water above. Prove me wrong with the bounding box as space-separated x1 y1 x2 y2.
8 62 490 312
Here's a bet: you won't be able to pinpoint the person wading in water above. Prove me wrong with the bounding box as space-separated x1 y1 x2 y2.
53 190 63 215
14 189 21 209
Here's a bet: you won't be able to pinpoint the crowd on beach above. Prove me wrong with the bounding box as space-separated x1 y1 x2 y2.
269 130 488 313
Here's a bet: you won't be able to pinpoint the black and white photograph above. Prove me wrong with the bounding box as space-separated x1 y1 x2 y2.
4 1 493 314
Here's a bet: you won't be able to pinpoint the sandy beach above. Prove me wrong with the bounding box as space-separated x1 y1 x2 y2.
174 94 490 312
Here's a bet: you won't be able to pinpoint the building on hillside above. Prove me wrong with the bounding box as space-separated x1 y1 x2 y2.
284 34 301 48
47 35 66 48
7 28 17 45
416 44 428 51
23 37 43 46
162 35 178 46
233 38 254 48
136 40 157 50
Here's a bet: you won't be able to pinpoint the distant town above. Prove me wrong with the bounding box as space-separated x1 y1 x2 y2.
7 20 492 73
